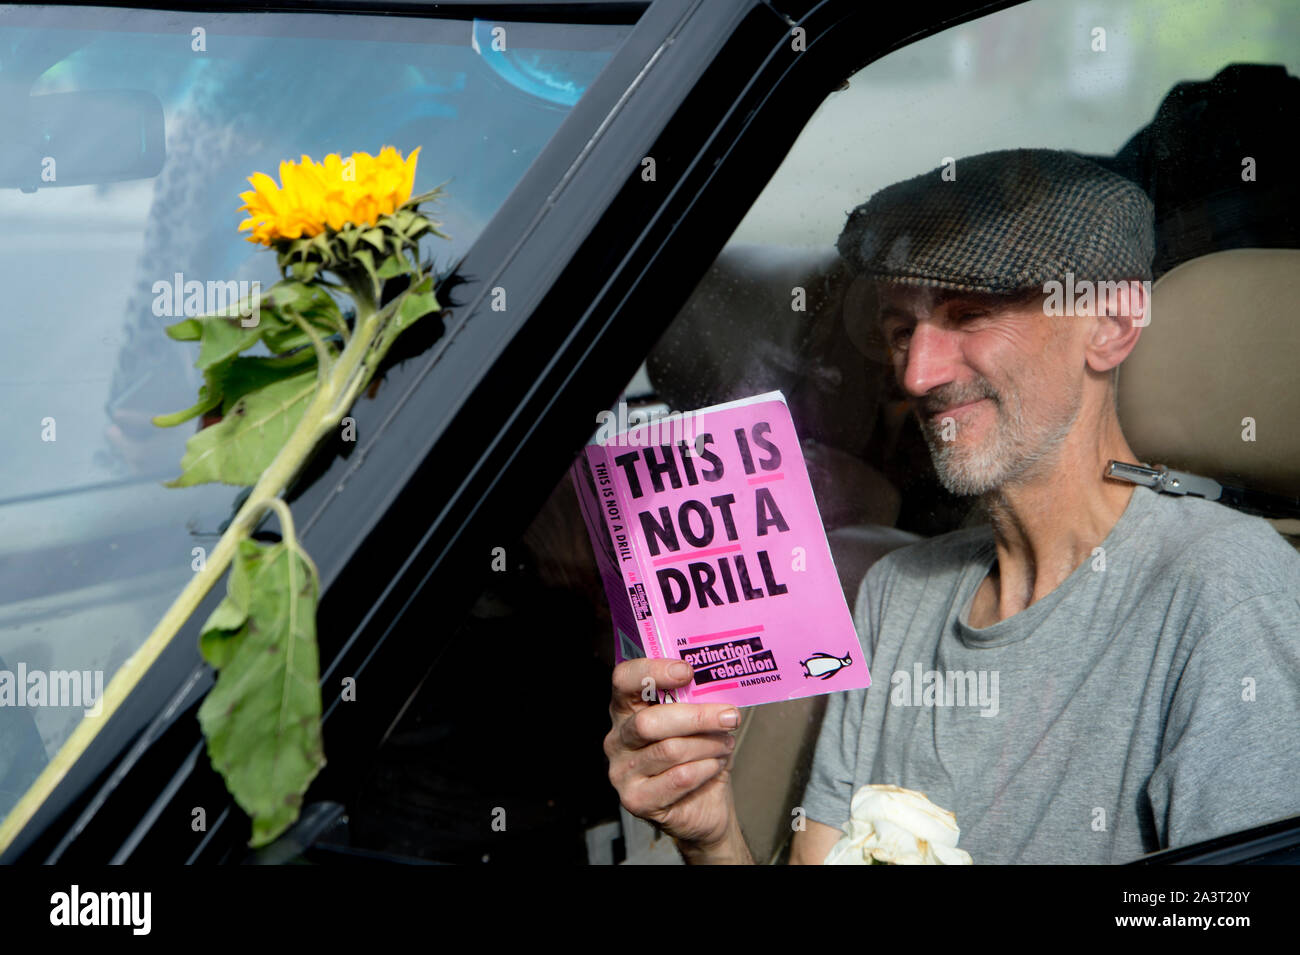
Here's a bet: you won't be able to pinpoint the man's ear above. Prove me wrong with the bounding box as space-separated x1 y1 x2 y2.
1086 278 1148 374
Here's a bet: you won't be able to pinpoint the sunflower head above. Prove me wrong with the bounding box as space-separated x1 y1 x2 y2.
238 146 421 247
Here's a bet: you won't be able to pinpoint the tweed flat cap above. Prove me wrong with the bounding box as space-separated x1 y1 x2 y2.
836 149 1155 294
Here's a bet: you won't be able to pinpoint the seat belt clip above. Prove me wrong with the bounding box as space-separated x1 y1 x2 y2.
1104 460 1224 501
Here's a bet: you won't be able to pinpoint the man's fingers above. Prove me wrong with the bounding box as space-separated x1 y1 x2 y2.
627 732 736 779
610 658 697 715
618 700 741 751
621 758 730 819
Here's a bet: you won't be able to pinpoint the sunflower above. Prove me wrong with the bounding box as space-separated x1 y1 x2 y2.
238 147 421 246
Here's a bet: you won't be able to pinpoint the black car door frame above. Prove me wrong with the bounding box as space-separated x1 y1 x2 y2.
4 0 1019 863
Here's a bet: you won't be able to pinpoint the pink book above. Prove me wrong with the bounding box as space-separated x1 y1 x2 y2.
571 390 870 707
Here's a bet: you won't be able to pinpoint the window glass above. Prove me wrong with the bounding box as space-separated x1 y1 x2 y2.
693 0 1300 864
0 4 633 821
733 0 1300 248
340 0 1300 864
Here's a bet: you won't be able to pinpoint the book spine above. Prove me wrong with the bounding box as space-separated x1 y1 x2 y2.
603 445 683 704
615 447 671 666
595 444 668 662
572 445 650 664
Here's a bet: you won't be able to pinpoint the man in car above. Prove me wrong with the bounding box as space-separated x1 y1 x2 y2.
603 148 1300 864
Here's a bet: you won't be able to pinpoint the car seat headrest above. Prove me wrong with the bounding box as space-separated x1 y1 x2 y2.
1118 248 1300 497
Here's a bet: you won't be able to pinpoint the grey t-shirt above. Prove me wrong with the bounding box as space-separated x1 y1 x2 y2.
802 485 1300 864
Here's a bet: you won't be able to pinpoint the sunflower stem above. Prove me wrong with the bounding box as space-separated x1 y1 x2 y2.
288 311 336 381
0 275 397 854
0 148 451 855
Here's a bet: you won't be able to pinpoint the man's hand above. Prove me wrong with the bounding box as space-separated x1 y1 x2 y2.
604 658 753 863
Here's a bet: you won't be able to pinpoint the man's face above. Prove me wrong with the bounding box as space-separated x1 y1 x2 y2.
875 283 1083 496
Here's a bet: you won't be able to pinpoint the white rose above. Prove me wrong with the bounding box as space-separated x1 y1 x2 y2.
822 784 973 865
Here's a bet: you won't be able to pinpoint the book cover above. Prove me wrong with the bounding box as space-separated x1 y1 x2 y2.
570 390 870 707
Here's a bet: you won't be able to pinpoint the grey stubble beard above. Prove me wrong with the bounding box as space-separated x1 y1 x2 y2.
920 382 1079 497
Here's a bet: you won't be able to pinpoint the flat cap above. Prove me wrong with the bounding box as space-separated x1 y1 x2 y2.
836 149 1155 294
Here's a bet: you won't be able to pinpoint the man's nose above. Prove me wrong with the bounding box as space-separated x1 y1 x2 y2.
899 320 962 398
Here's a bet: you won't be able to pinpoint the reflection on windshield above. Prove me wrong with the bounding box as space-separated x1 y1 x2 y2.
0 5 630 822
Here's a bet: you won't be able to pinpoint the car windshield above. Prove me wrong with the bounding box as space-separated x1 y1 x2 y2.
0 4 633 821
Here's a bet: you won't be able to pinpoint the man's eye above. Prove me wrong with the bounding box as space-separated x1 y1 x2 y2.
889 328 912 349
954 310 987 323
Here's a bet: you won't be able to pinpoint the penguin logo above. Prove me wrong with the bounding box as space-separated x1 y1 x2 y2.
800 651 853 680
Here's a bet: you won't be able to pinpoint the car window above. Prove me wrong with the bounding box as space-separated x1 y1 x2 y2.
336 0 1300 865
0 4 634 822
671 0 1300 864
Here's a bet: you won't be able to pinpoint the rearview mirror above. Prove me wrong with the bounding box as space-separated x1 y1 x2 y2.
0 89 165 191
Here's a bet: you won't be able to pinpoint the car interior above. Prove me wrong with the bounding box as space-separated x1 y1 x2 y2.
620 239 1300 865
338 54 1300 864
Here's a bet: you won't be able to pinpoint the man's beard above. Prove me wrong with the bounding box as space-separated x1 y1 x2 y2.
919 379 1079 497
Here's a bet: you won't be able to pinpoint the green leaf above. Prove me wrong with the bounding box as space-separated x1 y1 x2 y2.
192 316 266 372
152 380 223 428
376 253 411 280
198 535 324 848
262 282 346 353
269 282 342 323
287 236 313 260
405 218 433 242
154 348 319 429
269 282 310 311
159 297 269 374
308 232 333 264
164 318 203 341
260 323 314 355
394 276 440 333
165 369 317 487
261 308 325 354
217 350 319 413
359 228 387 253
405 185 447 209
198 537 260 668
352 247 379 298
275 244 302 274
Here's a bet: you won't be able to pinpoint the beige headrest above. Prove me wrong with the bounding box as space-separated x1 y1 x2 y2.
1118 249 1300 496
